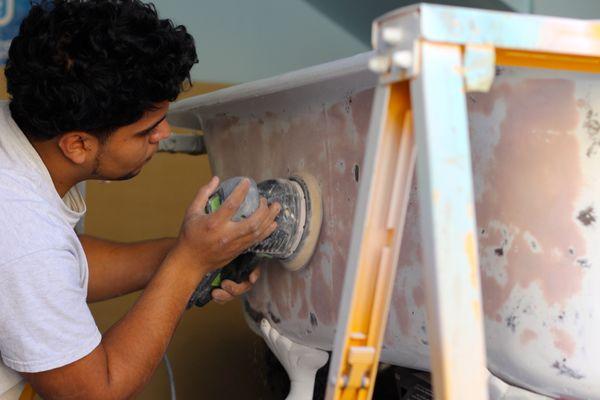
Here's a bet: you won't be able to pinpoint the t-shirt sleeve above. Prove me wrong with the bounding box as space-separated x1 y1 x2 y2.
0 249 101 373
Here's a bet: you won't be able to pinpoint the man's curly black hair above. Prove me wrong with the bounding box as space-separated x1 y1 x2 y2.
5 0 198 140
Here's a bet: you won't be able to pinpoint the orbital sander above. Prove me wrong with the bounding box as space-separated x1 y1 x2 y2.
188 173 322 308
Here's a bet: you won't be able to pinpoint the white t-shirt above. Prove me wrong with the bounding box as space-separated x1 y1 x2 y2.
0 103 101 396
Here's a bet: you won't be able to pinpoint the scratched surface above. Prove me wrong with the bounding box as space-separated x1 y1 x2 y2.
196 66 600 399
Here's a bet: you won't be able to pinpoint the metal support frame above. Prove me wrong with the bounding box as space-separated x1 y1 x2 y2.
326 82 416 400
327 3 600 400
158 133 206 155
326 41 487 400
409 41 487 400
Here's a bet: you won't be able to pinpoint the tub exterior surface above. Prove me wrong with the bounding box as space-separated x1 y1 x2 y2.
170 54 600 399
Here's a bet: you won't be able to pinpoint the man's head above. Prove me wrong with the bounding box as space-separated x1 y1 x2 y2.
5 0 197 181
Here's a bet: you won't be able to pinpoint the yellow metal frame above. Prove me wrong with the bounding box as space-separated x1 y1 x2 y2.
496 49 600 73
18 384 35 400
328 82 416 400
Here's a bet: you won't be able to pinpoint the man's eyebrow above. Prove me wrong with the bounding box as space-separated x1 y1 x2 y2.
135 114 167 135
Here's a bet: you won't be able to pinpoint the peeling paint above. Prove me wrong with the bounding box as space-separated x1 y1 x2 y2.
470 77 585 315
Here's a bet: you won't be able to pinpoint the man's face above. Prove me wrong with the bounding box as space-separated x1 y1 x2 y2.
91 101 171 181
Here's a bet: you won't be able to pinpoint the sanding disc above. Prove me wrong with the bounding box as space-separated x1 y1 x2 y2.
281 172 323 271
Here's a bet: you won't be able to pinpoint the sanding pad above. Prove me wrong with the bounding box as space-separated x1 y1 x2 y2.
281 172 323 271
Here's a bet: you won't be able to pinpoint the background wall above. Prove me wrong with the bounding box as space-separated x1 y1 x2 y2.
150 0 368 83
504 0 600 17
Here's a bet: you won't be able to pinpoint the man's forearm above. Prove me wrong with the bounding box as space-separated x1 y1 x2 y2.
25 247 205 400
80 235 177 302
100 247 201 399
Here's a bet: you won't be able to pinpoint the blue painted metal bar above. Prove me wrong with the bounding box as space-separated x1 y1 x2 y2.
410 41 488 400
373 4 600 58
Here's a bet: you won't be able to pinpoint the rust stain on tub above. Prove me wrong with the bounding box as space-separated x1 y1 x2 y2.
412 285 425 308
551 327 576 358
520 328 538 345
469 78 586 319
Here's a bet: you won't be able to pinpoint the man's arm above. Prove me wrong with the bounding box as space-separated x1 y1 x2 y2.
23 247 204 400
23 178 280 400
81 231 263 304
80 235 176 302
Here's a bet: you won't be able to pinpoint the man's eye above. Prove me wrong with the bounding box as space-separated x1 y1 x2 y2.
139 128 155 137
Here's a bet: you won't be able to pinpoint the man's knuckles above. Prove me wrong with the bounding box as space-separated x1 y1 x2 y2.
204 217 219 232
223 199 241 212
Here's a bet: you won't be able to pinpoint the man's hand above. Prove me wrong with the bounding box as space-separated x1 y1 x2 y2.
174 176 280 278
211 267 261 304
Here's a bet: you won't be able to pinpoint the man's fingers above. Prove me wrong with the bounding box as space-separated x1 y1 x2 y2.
257 202 280 236
216 178 250 220
212 269 260 304
212 288 234 303
241 197 270 237
257 222 278 243
221 279 252 296
188 176 219 215
249 267 261 284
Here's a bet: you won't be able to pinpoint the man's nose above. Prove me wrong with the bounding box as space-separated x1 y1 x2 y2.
149 120 171 144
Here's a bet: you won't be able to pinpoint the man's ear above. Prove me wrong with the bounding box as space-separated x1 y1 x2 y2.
57 131 99 165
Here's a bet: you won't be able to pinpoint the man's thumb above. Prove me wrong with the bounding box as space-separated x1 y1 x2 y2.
189 176 220 214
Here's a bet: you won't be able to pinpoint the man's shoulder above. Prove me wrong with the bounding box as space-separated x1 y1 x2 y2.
0 171 76 266
0 168 41 198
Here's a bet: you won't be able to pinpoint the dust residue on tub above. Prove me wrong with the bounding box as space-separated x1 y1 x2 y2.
266 262 293 321
394 280 412 336
468 77 586 320
290 269 309 320
310 243 337 325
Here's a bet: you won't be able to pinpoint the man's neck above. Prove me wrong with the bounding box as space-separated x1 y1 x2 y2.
30 139 83 198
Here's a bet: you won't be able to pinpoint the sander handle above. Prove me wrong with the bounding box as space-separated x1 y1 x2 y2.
188 253 261 308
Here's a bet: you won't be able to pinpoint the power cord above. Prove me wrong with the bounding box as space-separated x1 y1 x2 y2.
163 354 177 400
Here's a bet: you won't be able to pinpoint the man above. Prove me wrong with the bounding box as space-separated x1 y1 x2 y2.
0 1 279 399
